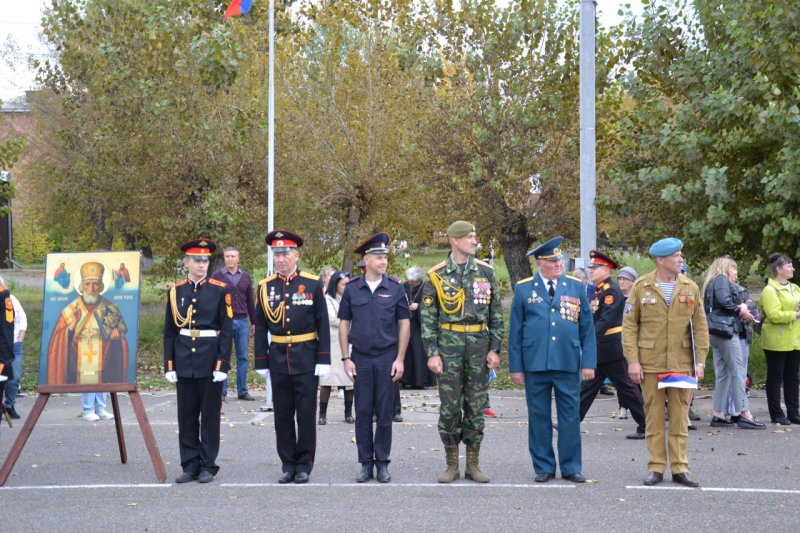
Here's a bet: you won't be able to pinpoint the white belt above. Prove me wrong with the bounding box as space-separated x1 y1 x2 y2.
179 328 219 338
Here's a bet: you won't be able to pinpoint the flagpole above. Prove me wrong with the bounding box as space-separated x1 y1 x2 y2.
267 0 275 275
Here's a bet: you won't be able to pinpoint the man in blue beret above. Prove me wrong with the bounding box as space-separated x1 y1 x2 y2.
622 237 709 488
508 236 597 483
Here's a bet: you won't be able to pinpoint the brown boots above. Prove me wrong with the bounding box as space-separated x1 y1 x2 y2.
465 443 490 483
438 445 460 483
438 444 490 483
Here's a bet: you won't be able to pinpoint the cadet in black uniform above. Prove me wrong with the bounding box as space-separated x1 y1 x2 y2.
254 230 330 484
164 238 233 484
338 232 411 483
0 283 15 426
579 250 646 439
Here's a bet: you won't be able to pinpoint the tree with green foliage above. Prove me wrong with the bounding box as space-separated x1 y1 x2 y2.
414 0 626 284
604 0 800 265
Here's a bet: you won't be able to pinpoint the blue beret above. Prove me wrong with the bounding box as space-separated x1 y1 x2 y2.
526 236 564 260
648 237 683 257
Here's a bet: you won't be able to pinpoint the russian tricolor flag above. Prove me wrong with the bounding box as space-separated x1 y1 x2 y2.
657 372 698 390
224 0 253 19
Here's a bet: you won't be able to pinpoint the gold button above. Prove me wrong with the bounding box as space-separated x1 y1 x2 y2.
286 318 291 322
192 299 197 303
285 306 290 310
191 348 196 352
192 309 197 314
287 331 292 334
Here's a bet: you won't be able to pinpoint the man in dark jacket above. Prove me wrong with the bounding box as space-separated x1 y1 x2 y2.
164 238 233 484
254 230 330 484
579 250 647 439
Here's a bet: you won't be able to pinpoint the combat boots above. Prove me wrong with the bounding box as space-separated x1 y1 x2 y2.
465 443 489 483
438 445 460 483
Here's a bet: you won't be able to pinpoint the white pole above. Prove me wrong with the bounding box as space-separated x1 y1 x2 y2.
267 0 275 274
579 0 597 260
262 0 276 412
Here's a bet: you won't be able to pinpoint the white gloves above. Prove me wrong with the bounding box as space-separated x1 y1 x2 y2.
212 371 227 382
314 364 331 377
164 371 178 384
0 375 7 382
255 369 269 378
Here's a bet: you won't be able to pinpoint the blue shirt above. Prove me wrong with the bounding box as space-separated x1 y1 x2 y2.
338 274 411 356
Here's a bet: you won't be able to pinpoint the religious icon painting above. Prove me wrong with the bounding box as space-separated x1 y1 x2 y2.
39 251 142 387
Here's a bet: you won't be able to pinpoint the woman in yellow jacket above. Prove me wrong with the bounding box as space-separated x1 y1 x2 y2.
757 253 800 426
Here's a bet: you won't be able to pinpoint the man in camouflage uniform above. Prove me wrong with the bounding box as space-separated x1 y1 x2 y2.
420 221 503 483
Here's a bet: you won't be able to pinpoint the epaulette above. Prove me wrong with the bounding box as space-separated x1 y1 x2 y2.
173 279 189 288
258 273 278 286
387 275 401 284
475 259 494 270
427 261 446 274
208 278 227 288
602 282 611 291
516 276 534 285
346 276 361 284
566 274 581 282
299 271 320 281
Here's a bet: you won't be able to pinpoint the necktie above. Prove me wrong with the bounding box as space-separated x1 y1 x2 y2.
548 280 555 299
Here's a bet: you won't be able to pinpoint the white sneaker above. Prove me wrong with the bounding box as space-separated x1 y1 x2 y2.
84 413 100 422
337 389 344 400
618 407 629 419
98 410 114 420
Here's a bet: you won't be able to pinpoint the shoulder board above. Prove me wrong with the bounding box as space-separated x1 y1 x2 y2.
172 279 189 288
208 278 227 288
347 276 361 284
258 274 278 286
602 282 610 290
387 275 401 284
565 275 581 282
299 271 320 281
427 261 447 274
475 259 494 270
516 276 534 285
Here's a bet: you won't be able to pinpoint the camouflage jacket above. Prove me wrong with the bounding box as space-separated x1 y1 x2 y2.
420 254 504 357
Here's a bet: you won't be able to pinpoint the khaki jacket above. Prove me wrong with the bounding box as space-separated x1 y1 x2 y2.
622 271 709 373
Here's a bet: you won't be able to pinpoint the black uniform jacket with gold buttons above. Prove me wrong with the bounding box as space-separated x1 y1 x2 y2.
591 277 625 363
0 289 14 379
164 277 232 378
254 270 330 376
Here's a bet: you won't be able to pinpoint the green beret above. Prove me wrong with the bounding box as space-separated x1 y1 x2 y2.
447 220 476 238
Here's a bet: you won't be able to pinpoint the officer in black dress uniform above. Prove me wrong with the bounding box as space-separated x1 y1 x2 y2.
254 230 330 484
579 250 646 439
338 232 411 483
164 238 233 483
0 283 15 427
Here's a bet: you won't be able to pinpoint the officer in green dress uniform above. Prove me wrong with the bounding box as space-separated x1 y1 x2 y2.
420 221 504 483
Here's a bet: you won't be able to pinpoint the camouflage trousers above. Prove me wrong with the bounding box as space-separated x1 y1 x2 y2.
436 331 490 446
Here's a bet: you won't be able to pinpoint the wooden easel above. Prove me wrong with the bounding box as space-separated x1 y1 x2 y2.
0 383 166 485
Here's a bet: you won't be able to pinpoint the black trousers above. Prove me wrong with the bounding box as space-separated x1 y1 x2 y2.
580 358 646 433
764 349 800 419
353 351 395 465
176 377 223 475
271 371 318 474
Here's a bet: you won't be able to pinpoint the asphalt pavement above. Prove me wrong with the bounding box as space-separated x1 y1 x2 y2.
1 387 798 532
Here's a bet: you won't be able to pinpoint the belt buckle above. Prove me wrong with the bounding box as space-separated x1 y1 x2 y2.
191 329 200 340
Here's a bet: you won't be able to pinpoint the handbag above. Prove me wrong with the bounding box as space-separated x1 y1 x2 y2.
706 276 736 339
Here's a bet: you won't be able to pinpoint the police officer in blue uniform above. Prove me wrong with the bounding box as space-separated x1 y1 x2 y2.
579 250 646 439
508 236 597 483
338 232 411 483
254 230 330 484
164 238 233 484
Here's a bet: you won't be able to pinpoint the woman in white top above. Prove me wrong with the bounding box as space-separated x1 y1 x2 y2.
319 271 354 424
